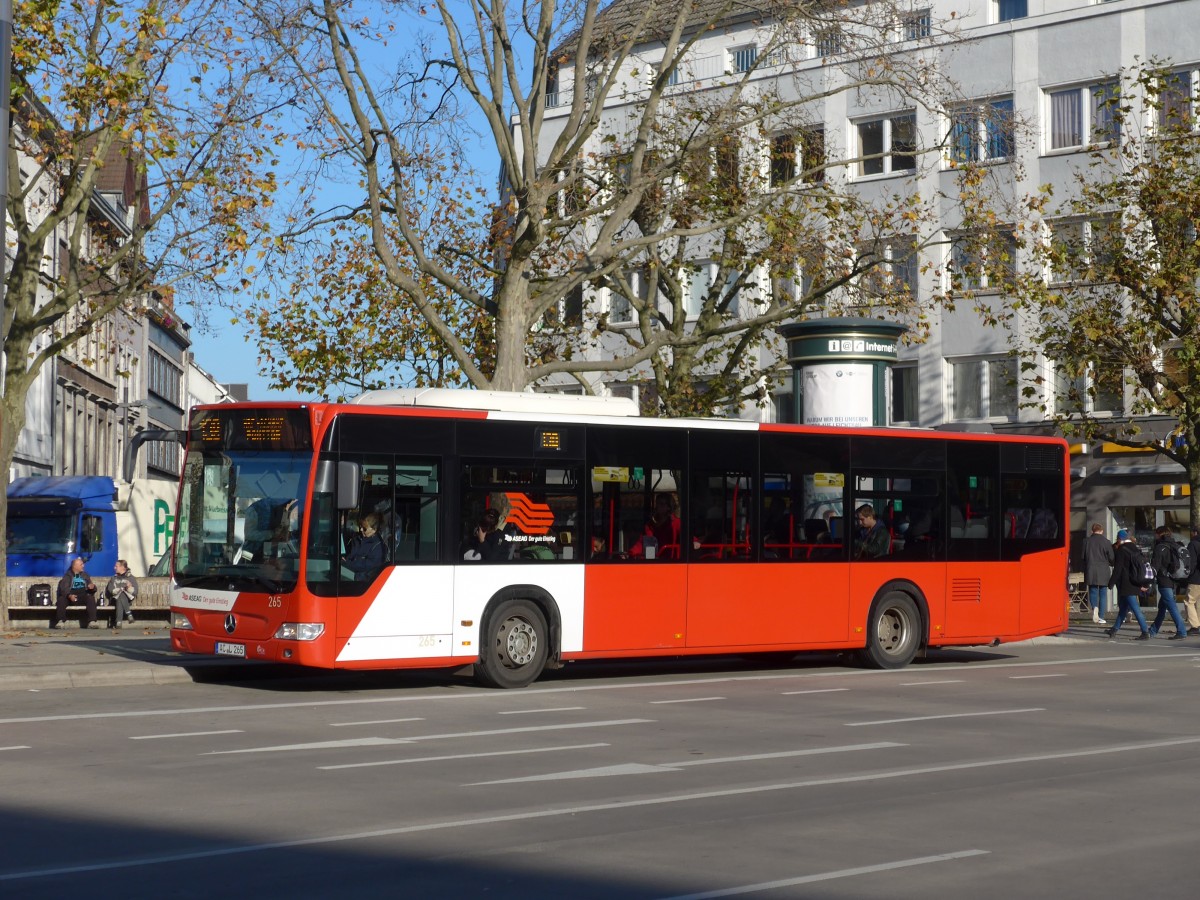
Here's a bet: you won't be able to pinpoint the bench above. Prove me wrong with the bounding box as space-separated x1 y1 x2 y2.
3 577 172 629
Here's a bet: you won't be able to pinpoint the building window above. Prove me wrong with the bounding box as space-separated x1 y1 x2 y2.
949 97 1014 163
996 0 1026 22
857 239 918 304
730 45 757 74
1155 70 1194 131
900 9 932 41
1048 217 1119 284
856 113 917 177
1049 82 1121 150
768 126 825 187
949 231 1017 293
1054 362 1123 416
891 364 919 423
685 263 741 318
814 29 843 58
952 356 1018 420
148 349 182 407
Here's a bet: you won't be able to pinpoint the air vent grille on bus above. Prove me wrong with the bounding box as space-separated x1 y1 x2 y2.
950 578 982 602
1025 445 1061 472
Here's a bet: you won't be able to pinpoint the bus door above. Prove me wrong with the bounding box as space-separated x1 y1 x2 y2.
583 473 687 651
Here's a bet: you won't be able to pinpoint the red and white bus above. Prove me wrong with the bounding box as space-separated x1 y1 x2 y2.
169 388 1069 687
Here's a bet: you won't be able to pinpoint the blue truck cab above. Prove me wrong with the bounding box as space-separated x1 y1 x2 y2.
5 476 119 578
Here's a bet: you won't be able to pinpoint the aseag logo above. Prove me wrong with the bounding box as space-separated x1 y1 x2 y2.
504 492 554 535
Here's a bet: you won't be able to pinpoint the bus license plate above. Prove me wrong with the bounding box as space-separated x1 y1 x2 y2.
215 642 245 658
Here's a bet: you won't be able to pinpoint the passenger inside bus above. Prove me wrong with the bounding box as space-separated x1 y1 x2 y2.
463 508 509 561
854 505 891 559
342 513 386 581
630 492 681 560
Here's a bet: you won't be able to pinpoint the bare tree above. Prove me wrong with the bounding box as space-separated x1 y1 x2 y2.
2 0 291 582
1004 60 1200 525
256 0 988 414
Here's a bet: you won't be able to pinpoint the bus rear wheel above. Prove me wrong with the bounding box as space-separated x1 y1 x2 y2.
859 591 921 670
474 599 549 689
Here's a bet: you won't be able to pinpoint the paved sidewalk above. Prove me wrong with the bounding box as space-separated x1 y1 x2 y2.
0 622 274 692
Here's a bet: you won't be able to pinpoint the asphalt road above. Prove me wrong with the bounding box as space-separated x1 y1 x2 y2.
2 637 1198 898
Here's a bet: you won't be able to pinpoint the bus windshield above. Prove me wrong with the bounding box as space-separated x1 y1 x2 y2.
174 449 311 593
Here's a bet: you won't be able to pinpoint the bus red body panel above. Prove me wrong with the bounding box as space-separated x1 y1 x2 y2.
169 395 1071 684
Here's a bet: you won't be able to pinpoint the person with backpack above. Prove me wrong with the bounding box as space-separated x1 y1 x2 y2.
1149 526 1189 640
1106 530 1151 640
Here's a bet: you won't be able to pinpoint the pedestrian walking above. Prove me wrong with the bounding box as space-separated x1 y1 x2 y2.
1183 527 1200 635
1149 526 1188 639
1106 530 1151 640
1082 522 1113 625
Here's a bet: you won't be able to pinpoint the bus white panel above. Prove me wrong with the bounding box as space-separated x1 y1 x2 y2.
451 565 585 653
336 566 455 662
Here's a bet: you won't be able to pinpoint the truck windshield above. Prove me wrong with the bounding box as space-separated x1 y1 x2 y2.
174 449 311 593
6 514 75 555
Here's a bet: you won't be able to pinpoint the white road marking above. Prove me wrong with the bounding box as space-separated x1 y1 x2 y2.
655 850 991 899
0 746 31 752
900 680 965 686
1009 674 1067 679
4 737 1193 882
1105 668 1157 674
781 688 850 695
650 697 725 705
0 653 1193 726
329 717 424 727
319 742 611 771
205 719 653 755
497 707 585 715
468 742 905 785
130 730 243 741
846 708 1045 727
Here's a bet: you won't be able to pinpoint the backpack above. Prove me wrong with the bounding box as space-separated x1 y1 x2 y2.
1171 541 1193 581
1138 557 1155 586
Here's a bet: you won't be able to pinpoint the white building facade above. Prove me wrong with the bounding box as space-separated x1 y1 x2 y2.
536 0 1200 552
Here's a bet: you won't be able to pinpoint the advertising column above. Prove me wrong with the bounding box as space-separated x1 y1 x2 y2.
777 319 906 427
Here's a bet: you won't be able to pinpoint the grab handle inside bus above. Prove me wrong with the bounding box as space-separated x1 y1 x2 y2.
315 460 362 510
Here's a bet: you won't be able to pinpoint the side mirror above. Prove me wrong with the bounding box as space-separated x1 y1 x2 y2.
337 462 361 510
315 460 362 510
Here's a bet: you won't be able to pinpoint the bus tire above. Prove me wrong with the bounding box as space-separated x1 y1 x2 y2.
859 591 921 670
474 599 549 689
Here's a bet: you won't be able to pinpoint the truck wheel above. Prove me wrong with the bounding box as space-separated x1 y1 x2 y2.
474 599 549 689
859 591 921 670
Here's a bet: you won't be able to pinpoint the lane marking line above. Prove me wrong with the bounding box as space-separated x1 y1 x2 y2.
469 742 906 785
650 697 725 705
329 717 425 728
3 737 1196 882
846 708 1045 727
0 652 1194 726
655 849 991 899
130 730 243 741
205 719 654 755
497 707 585 715
319 742 611 771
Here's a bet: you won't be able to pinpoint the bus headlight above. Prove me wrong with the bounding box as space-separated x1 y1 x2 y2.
273 622 325 641
171 612 194 630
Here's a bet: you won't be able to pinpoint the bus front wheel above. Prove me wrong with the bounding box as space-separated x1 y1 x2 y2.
859 591 921 670
474 599 549 689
